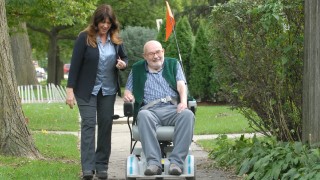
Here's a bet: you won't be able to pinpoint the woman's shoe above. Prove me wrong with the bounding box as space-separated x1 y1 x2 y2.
96 170 108 179
82 170 94 179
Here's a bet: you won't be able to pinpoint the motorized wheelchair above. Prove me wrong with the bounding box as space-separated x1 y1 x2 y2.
123 99 197 180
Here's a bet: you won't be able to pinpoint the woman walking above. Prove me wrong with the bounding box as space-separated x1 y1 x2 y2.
65 4 128 179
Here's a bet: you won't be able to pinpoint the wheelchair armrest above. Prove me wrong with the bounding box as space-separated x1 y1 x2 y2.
124 102 134 117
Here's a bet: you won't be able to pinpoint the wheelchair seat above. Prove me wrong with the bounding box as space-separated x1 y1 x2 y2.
124 100 197 143
132 125 175 141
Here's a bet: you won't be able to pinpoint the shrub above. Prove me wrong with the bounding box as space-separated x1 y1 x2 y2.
210 136 320 179
209 0 304 141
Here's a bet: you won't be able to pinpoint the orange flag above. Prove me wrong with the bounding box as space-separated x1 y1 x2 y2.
165 1 175 42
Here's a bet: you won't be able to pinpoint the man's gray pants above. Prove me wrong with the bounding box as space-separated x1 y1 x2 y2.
76 92 116 172
137 103 194 170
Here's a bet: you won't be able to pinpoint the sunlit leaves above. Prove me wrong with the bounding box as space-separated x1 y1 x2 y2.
6 0 98 27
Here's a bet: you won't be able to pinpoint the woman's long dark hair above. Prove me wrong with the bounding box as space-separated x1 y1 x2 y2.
83 4 122 47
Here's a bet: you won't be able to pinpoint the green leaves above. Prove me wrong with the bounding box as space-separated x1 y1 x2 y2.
100 0 166 28
120 26 157 86
165 16 193 83
189 20 218 101
7 0 98 27
210 136 320 180
209 0 304 142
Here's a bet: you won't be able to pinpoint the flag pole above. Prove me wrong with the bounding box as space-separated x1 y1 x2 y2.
168 14 185 72
165 1 184 71
165 1 193 103
171 22 183 65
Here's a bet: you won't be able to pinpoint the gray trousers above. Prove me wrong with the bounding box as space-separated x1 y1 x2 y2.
76 91 116 172
137 103 194 169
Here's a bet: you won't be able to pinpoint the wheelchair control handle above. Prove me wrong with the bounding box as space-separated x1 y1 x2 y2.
124 102 134 117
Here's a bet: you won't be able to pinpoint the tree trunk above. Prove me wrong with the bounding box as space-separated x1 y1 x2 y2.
302 0 320 146
26 24 74 86
0 0 41 158
47 31 63 85
56 46 64 83
47 32 59 85
10 22 38 86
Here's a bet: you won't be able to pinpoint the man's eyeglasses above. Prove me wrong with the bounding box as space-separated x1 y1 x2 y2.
145 50 163 58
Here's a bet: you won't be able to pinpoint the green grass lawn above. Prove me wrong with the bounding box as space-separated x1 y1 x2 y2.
23 103 79 131
194 105 256 135
196 138 221 152
0 133 80 179
0 103 81 179
33 132 79 160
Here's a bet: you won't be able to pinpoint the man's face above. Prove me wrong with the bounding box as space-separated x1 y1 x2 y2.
143 42 165 71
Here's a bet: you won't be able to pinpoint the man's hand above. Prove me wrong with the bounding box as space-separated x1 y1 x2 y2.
177 102 188 113
66 87 76 109
124 89 134 102
176 80 188 113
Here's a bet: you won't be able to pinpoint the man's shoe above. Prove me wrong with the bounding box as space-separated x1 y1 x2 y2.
144 165 162 175
96 170 108 179
169 163 182 175
82 170 93 179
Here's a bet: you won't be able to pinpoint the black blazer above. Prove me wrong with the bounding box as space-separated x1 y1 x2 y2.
67 32 128 102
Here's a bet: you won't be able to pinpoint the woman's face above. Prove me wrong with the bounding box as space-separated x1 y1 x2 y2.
97 18 112 36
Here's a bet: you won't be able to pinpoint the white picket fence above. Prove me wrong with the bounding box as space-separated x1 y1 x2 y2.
18 84 66 103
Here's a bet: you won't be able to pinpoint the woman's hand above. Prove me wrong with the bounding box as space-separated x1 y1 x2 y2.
116 58 126 70
66 87 76 109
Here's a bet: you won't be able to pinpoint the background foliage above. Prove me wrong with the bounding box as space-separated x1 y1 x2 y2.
165 16 194 83
208 135 320 180
208 0 304 141
5 0 305 142
120 26 157 86
189 20 219 101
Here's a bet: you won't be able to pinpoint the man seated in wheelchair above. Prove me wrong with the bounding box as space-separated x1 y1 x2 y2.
123 40 194 176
